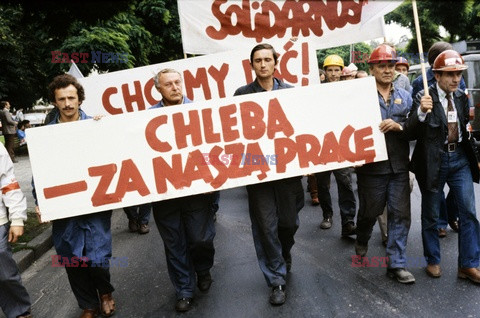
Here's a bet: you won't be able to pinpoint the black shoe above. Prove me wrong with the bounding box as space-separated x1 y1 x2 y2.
128 219 139 232
197 272 212 292
269 285 286 306
16 311 32 318
175 297 193 312
438 228 447 238
386 268 415 284
449 219 459 232
320 216 333 229
354 240 368 257
341 222 356 237
138 223 150 234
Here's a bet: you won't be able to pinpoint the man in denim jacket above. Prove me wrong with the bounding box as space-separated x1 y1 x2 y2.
354 44 415 284
34 74 115 318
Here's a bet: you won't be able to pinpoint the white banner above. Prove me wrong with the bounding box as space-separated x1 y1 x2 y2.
177 0 402 54
27 77 386 221
78 41 319 116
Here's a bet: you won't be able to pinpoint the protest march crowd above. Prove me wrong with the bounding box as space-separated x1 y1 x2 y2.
1 38 480 318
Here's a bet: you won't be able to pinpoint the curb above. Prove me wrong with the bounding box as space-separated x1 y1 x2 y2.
13 224 52 272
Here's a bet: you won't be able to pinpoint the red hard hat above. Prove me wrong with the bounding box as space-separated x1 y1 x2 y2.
368 44 397 64
433 50 468 71
396 57 409 70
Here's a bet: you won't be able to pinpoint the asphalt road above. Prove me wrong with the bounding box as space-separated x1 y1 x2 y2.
7 169 480 318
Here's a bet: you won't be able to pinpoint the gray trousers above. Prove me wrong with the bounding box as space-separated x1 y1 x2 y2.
0 224 31 318
246 177 304 287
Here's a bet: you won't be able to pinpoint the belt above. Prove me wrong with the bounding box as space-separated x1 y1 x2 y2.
444 142 459 152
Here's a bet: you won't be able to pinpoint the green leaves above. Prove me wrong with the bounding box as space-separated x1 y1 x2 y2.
317 42 372 72
0 0 183 109
385 0 480 54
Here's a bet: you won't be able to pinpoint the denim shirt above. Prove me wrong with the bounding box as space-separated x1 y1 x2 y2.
150 95 193 109
379 86 412 124
356 86 412 175
33 108 112 264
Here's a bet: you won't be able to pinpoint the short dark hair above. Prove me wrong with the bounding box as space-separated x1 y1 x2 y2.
0 101 8 110
47 74 85 104
18 120 30 129
428 41 453 65
250 43 278 65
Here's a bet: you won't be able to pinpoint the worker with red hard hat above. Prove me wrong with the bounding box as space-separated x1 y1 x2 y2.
355 44 416 284
395 57 410 76
406 49 480 283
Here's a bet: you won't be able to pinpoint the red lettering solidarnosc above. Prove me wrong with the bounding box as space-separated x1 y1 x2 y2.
206 0 366 42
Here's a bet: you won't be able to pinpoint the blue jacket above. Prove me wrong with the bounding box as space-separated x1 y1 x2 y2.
33 109 112 264
16 129 26 140
150 96 193 109
234 77 291 95
356 86 412 175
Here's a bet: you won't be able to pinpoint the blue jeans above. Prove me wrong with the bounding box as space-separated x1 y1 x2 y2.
419 146 480 267
315 168 356 225
356 172 411 268
123 203 151 225
0 224 31 318
437 191 458 229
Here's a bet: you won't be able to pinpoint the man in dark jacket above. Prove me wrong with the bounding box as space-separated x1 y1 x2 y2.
412 41 468 237
354 44 415 284
315 55 357 236
406 50 480 283
234 43 304 306
150 68 216 313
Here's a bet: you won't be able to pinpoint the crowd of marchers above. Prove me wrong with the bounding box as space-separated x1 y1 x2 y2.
0 40 479 318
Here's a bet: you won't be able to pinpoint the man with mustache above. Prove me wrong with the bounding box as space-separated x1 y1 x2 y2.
34 74 115 318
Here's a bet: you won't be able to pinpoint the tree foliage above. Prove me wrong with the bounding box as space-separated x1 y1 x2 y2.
316 42 372 72
385 0 480 54
0 0 183 109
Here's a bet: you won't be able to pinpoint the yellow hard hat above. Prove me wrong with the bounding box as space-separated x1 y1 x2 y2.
323 54 344 69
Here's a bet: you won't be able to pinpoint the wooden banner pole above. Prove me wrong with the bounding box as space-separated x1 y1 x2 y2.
412 0 430 102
